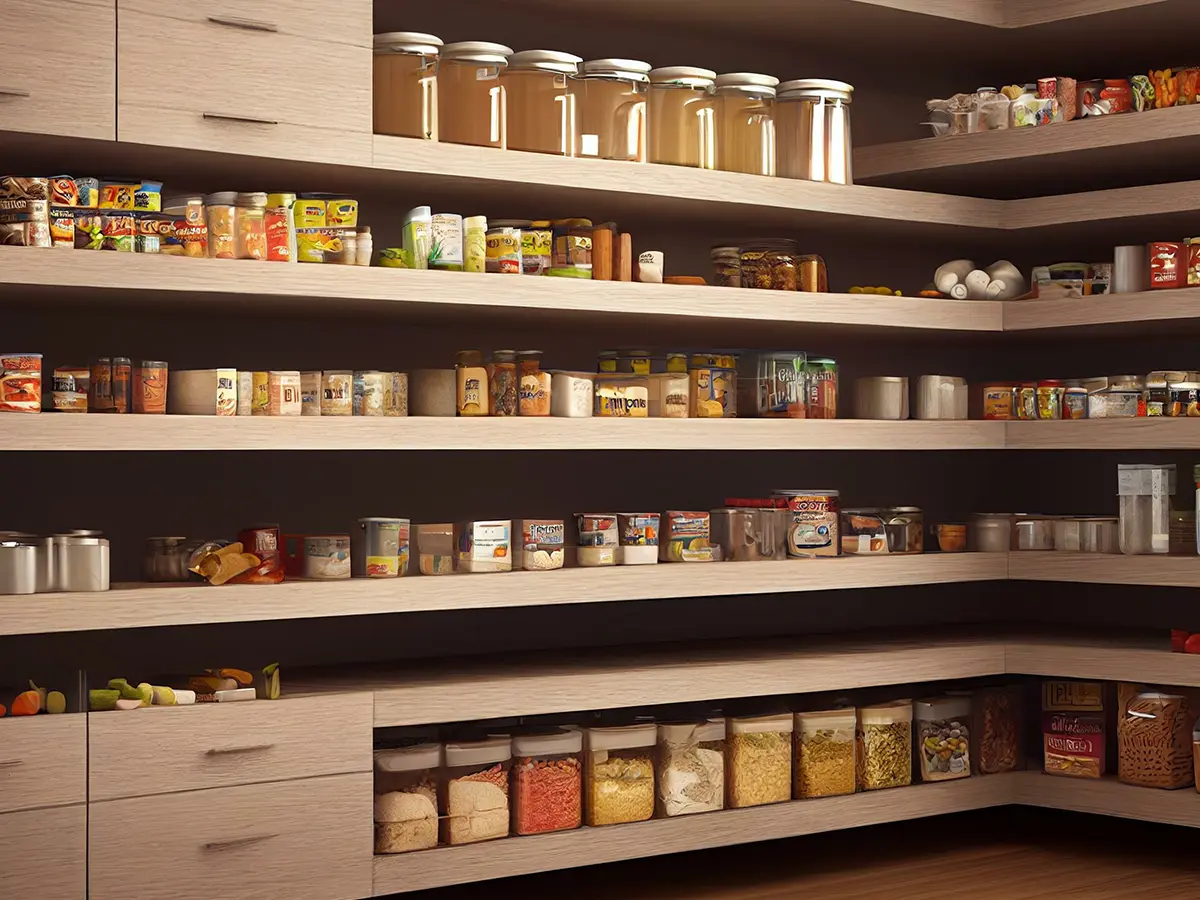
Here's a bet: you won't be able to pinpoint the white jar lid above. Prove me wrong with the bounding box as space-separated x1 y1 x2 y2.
374 32 443 55
375 743 441 773
658 718 725 744
586 723 657 750
795 707 856 729
728 712 793 734
915 697 971 721
512 729 583 756
859 700 913 725
441 41 513 65
508 50 582 74
650 66 716 87
444 736 511 767
778 78 854 101
581 58 652 82
205 191 237 206
715 72 780 95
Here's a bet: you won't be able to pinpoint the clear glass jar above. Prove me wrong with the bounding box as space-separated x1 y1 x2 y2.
740 239 799 291
142 536 194 582
584 724 656 826
502 50 581 155
655 720 725 817
714 73 778 176
726 713 792 808
776 79 854 185
517 350 550 416
440 737 511 845
372 32 441 140
857 700 912 791
204 191 236 259
915 697 971 782
794 708 856 798
648 67 716 169
374 743 440 854
1118 463 1175 554
511 729 582 835
572 58 651 162
438 41 513 148
489 350 518 417
711 245 741 287
1118 691 1195 789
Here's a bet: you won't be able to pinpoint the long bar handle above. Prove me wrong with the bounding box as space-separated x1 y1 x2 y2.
204 743 276 756
203 834 278 853
207 16 277 33
0 88 31 98
202 112 279 126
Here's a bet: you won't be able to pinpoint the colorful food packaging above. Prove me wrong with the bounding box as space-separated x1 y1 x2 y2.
1042 680 1105 779
0 354 43 413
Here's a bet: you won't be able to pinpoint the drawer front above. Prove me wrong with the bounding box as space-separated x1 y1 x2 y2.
0 714 86 813
90 774 373 900
89 692 372 801
119 0 369 47
0 804 87 900
0 0 115 140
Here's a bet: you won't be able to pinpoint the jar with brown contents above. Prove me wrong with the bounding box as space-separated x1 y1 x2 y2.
740 239 800 291
973 686 1022 775
794 708 856 798
489 350 519 416
857 700 913 791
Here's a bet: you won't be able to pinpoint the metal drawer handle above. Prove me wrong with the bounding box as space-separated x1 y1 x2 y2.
0 87 31 98
0 759 24 769
207 15 278 33
204 834 278 853
202 112 279 126
205 743 276 756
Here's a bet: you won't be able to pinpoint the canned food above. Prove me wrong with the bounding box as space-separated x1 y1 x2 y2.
133 360 168 414
775 490 840 558
456 520 512 573
52 366 89 412
89 357 131 413
0 353 42 413
235 524 285 584
352 517 409 578
293 534 351 580
522 222 552 275
661 511 713 562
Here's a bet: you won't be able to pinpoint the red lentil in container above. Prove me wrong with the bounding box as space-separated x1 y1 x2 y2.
511 729 583 835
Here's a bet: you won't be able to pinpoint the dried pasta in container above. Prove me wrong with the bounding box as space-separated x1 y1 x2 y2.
1117 683 1197 790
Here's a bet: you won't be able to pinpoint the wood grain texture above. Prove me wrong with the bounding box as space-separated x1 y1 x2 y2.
372 776 1014 895
88 693 372 801
1003 289 1200 331
0 804 86 900
1004 633 1200 687
1000 0 1168 26
1006 419 1200 450
0 554 1010 636
1012 771 1200 827
88 773 373 900
1010 551 1200 588
119 0 371 46
1006 178 1200 230
0 714 86 813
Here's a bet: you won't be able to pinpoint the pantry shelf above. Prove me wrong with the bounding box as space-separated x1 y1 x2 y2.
1011 771 1200 829
1005 418 1200 449
1013 551 1200 589
1003 288 1200 331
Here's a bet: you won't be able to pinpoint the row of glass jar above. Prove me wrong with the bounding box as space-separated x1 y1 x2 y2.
372 34 853 183
983 373 1200 420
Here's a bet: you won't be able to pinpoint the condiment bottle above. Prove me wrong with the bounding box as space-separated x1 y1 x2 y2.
517 350 551 416
490 350 519 417
464 215 487 273
455 350 488 416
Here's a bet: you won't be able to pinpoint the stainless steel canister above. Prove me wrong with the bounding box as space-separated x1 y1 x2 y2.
1112 245 1150 294
1014 517 1055 551
854 376 909 420
1079 517 1119 553
0 540 38 594
53 533 111 591
887 507 924 553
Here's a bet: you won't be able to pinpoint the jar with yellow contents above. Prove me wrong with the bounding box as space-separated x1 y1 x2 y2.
688 352 737 418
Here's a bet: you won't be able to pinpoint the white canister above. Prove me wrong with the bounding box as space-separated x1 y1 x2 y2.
551 371 595 417
854 376 909 419
915 375 968 420
0 541 37 595
649 372 689 418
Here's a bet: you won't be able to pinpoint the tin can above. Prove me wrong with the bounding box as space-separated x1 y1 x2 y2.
235 524 285 584
284 533 351 580
752 351 806 418
806 358 838 419
354 371 387 416
576 513 618 567
712 508 775 561
89 357 131 413
689 353 737 418
237 371 253 416
983 385 1015 420
0 354 42 413
300 371 322 416
52 366 89 412
775 490 840 558
515 519 565 571
133 360 168 414
661 511 713 562
268 371 301 416
250 371 270 415
321 370 353 416
351 517 408 578
617 512 660 565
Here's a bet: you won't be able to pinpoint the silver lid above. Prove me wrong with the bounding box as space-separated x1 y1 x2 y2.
373 32 443 55
580 58 652 82
508 50 581 74
441 41 513 65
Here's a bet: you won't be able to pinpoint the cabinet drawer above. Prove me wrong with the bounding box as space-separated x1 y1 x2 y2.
0 714 86 813
0 804 86 900
116 2 371 161
89 774 373 900
89 692 372 801
0 0 115 140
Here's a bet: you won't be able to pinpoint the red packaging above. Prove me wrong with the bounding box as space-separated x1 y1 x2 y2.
1149 241 1185 289
1042 681 1104 779
0 354 42 413
1100 78 1132 114
1037 77 1057 99
265 207 290 261
282 533 306 577
232 524 285 584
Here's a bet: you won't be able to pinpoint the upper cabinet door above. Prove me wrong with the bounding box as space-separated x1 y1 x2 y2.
116 0 372 165
0 0 116 140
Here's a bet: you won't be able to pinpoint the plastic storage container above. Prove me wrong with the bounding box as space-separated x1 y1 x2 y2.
573 59 651 161
374 744 441 854
794 708 856 798
972 686 1023 775
440 736 512 845
655 719 725 817
234 192 267 260
1118 689 1195 789
776 79 854 185
647 67 716 169
857 700 913 790
714 73 778 176
726 713 792 808
511 729 583 835
916 697 971 782
584 724 656 826
373 32 441 139
1118 463 1175 554
438 42 513 148
502 50 582 156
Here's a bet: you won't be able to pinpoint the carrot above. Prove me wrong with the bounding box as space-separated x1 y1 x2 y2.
11 690 41 716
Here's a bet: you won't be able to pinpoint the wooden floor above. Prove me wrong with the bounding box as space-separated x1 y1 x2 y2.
393 808 1200 899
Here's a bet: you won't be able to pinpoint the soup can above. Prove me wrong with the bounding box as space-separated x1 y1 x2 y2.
133 360 168 414
235 524 285 584
351 517 409 578
774 490 840 558
297 534 351 580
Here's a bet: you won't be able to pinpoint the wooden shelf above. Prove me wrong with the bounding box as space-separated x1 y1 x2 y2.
1005 418 1200 450
1003 289 1200 332
1013 552 1200 590
1003 632 1199 688
1012 772 1200 829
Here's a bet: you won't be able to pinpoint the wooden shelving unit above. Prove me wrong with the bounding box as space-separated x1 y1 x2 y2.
1011 771 1200 829
1014 552 1200 588
1005 418 1200 450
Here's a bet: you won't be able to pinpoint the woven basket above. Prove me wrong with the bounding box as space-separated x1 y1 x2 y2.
1118 691 1195 789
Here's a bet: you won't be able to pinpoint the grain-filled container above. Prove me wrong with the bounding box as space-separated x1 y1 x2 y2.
584 724 656 826
438 42 513 148
857 700 912 791
1117 687 1195 789
726 713 792 808
714 73 778 176
648 67 716 169
374 743 441 854
512 729 583 835
794 708 856 798
573 59 651 161
373 32 442 139
915 697 972 782
972 685 1023 775
441 737 512 845
776 79 854 185
656 719 725 817
503 50 582 155
513 519 565 571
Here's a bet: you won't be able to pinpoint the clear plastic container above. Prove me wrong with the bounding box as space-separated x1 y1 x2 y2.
573 58 651 161
517 350 551 416
584 724 656 825
726 713 792 808
204 191 236 259
857 700 912 791
916 697 971 782
648 67 716 169
440 737 512 845
794 708 856 799
373 32 441 139
490 349 519 417
1118 463 1175 554
714 73 778 176
655 719 725 817
234 192 267 260
502 50 581 155
776 79 853 185
374 743 441 854
438 41 513 148
511 729 582 835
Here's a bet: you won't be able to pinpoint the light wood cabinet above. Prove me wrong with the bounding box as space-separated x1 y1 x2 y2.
0 804 87 900
0 714 86 814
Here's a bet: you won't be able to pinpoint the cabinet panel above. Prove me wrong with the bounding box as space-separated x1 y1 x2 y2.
0 804 86 900
0 714 86 813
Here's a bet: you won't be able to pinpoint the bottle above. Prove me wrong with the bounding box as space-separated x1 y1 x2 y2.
403 205 432 269
455 350 488 416
464 215 487 273
356 226 373 266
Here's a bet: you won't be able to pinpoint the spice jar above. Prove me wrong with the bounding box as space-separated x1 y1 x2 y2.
438 42 513 148
373 32 441 140
584 723 656 826
794 708 856 799
517 350 551 416
776 79 854 185
512 729 582 835
440 736 512 845
648 67 716 169
132 360 167 414
502 50 582 155
489 350 519 416
655 719 725 817
857 700 912 791
711 245 741 287
726 713 792 808
689 352 737 418
714 73 778 176
740 240 799 291
374 744 440 854
455 350 488 416
572 59 651 161
204 191 236 259
916 697 971 782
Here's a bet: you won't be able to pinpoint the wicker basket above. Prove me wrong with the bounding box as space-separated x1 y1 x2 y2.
1117 689 1195 790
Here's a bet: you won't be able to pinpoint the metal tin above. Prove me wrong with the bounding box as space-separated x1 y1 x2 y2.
352 517 408 578
775 490 840 558
52 533 110 592
1149 241 1185 289
712 507 787 561
143 536 194 582
617 512 660 565
661 511 713 562
321 370 353 416
52 366 89 412
854 376 909 420
971 513 1012 553
515 519 565 571
1112 245 1150 294
1078 517 1117 553
0 540 37 594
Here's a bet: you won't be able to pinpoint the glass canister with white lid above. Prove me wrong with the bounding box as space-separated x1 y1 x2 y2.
725 712 793 808
372 32 441 140
502 50 582 156
714 73 778 176
655 719 725 817
776 79 854 185
794 707 856 799
584 723 656 826
438 41 513 148
915 696 971 782
440 735 512 845
1118 462 1175 554
857 700 912 791
572 58 651 162
648 67 716 169
511 728 582 835
374 743 441 854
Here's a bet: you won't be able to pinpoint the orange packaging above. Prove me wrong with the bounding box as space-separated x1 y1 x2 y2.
133 361 168 414
265 207 290 261
983 385 1014 420
0 353 42 413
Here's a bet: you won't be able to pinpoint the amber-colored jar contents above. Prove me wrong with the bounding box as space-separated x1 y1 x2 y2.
89 357 131 413
648 67 716 169
740 240 800 291
502 50 581 156
518 350 551 416
572 59 650 162
714 73 778 176
133 361 168 414
455 350 488 417
490 350 519 417
438 41 512 148
373 32 441 140
776 79 854 185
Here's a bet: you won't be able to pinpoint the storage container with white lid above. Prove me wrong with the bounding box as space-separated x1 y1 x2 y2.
440 736 512 845
857 700 913 791
794 707 856 798
572 58 651 161
373 32 442 140
776 78 854 185
656 719 725 817
503 50 582 156
714 73 778 176
915 697 971 782
726 712 792 808
438 41 514 149
648 66 716 169
584 723 656 826
511 728 583 835
374 743 441 854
